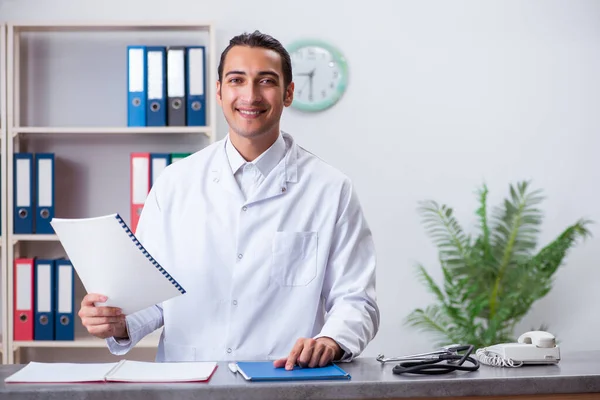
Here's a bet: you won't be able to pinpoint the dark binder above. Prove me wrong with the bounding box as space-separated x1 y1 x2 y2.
167 46 186 126
146 47 167 127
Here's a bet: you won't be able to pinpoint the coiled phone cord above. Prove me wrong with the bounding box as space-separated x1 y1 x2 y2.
475 348 523 368
392 344 480 375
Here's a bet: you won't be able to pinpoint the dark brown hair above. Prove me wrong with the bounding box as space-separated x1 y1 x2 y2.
218 30 293 89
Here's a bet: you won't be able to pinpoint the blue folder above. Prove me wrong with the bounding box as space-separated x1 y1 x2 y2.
14 153 34 234
127 45 147 127
233 361 351 381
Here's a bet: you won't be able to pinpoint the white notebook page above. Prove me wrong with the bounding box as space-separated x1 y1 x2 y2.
5 362 117 383
107 361 218 382
50 214 185 315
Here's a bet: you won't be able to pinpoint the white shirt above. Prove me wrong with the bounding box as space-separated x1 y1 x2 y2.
106 131 379 362
225 132 286 200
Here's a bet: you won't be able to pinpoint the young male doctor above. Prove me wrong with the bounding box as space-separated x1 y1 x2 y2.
78 30 380 370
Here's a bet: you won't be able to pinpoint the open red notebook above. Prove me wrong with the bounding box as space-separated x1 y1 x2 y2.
4 360 217 383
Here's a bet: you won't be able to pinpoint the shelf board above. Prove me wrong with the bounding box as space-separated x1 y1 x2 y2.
13 333 160 349
12 234 59 244
11 21 214 33
12 126 211 137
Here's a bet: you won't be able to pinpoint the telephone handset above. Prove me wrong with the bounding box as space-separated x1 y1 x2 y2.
476 331 561 367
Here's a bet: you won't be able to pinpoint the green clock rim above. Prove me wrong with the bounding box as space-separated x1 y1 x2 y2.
286 39 349 112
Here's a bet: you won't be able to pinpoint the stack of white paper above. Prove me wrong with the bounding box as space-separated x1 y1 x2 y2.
50 214 186 315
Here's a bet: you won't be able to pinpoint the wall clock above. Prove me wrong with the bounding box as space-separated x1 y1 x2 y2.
286 39 349 112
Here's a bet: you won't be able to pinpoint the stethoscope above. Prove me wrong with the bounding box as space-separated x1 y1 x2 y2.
377 344 480 375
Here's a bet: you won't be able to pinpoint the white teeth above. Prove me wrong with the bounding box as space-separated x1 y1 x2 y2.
239 110 261 115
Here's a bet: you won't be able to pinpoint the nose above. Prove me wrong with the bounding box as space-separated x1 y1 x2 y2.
240 81 262 104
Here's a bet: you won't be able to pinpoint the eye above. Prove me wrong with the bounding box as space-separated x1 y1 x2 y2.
260 78 276 85
229 77 242 84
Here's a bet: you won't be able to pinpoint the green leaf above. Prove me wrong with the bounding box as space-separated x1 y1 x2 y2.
404 306 453 347
414 264 446 304
489 181 545 318
498 219 592 325
417 200 472 271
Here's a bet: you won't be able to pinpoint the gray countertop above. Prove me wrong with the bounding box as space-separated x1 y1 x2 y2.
1 351 600 399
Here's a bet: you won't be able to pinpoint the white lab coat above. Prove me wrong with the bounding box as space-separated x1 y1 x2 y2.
106 132 380 362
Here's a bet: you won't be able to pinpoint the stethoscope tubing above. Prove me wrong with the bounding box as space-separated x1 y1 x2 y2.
377 345 480 375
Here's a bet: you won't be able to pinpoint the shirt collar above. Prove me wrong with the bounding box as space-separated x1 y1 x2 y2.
225 132 287 178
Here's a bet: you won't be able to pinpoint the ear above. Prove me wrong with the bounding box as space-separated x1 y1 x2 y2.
216 80 223 106
283 82 294 107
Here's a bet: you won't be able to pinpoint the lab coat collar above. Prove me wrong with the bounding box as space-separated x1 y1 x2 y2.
225 132 287 180
281 131 298 184
211 131 298 202
224 138 247 176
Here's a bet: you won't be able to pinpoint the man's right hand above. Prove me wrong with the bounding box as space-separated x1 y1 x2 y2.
78 293 128 339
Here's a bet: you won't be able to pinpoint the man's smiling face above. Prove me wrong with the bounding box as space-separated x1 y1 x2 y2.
217 45 294 140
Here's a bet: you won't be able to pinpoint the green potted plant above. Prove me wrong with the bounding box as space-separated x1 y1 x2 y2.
405 181 592 349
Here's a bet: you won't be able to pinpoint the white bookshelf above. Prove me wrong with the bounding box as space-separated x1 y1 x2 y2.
11 126 212 137
3 21 217 364
12 235 59 244
12 327 162 350
1 23 8 364
10 328 164 364
13 330 162 349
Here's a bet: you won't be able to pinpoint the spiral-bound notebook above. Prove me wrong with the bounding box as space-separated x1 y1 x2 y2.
50 214 186 315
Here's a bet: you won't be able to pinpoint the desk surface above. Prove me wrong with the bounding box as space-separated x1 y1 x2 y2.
1 351 599 400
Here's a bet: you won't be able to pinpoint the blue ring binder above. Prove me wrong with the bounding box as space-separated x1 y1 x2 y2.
114 214 186 295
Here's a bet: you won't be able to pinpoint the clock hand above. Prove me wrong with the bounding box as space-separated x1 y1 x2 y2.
295 68 316 99
298 76 310 94
308 68 315 100
296 68 316 77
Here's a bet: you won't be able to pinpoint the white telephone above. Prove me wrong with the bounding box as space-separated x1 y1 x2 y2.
476 331 561 367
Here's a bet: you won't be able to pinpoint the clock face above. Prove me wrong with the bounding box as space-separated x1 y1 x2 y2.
287 40 348 112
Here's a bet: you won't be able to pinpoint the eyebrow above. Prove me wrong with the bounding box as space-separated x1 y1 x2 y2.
225 70 280 80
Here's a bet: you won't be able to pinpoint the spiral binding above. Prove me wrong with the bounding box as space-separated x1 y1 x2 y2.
475 348 523 368
114 214 186 295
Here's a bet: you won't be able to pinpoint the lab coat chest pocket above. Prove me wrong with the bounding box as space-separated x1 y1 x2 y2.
272 231 318 286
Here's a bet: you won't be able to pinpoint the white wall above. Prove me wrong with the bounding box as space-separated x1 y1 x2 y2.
1 0 599 361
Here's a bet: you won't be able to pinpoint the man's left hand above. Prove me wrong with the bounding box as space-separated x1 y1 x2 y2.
273 337 342 370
